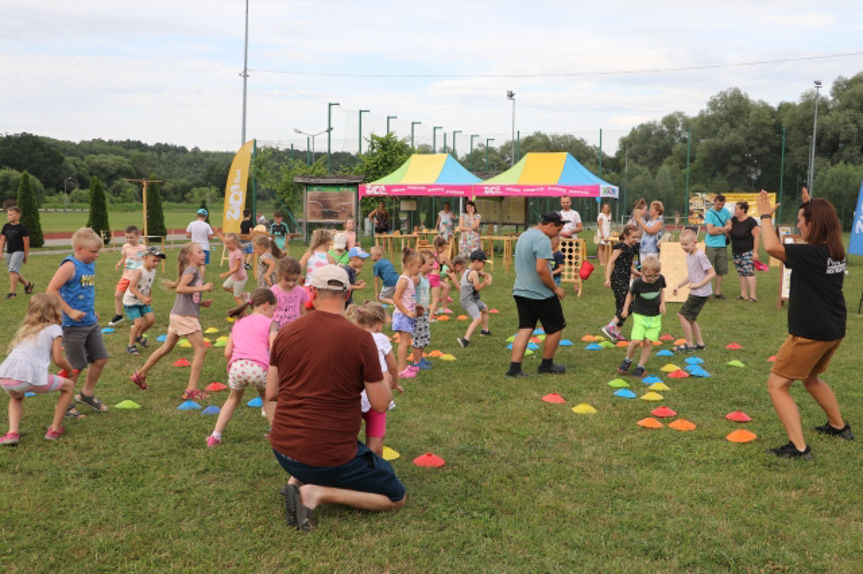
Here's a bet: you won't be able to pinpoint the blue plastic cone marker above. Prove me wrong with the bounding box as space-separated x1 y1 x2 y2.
177 401 201 410
24 392 36 397
507 343 513 350
690 369 711 378
101 328 115 334
527 342 539 350
642 376 663 384
685 357 704 365
533 329 544 335
585 343 602 351
558 339 573 346
200 405 221 415
684 365 699 372
656 349 674 357
247 397 263 408
156 335 167 342
614 389 637 399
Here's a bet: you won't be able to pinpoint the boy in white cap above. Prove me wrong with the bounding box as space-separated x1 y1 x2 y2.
186 208 214 276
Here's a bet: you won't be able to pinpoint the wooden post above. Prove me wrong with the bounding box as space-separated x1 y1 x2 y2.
124 178 163 245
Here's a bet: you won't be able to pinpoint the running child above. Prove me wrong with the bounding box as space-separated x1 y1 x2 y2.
253 235 282 288
129 243 214 399
207 288 279 447
270 257 308 329
672 229 715 352
219 232 248 307
186 208 214 275
617 256 666 378
0 294 76 445
123 246 166 355
409 252 433 370
370 245 399 305
299 229 335 286
341 246 370 307
551 236 564 287
428 236 451 317
601 225 642 342
0 206 34 299
109 225 148 327
345 301 402 456
457 249 492 348
392 250 422 378
270 211 290 252
240 209 254 268
46 227 109 414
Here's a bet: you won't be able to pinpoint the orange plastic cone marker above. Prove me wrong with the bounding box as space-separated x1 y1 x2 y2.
580 335 594 342
651 406 677 417
542 393 566 404
413 453 445 467
725 411 753 423
668 419 696 431
637 417 663 429
616 341 630 348
457 315 469 321
429 350 444 357
726 429 757 443
674 338 687 346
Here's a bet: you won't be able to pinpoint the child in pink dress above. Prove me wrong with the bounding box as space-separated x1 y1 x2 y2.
270 258 308 329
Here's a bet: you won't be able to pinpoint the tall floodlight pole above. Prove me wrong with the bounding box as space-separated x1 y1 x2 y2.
779 125 786 222
240 0 249 145
433 126 442 153
507 91 516 166
470 135 478 171
327 102 339 174
358 110 369 154
807 80 822 196
387 116 397 134
452 130 461 158
411 121 421 150
684 127 691 221
295 127 330 164
485 138 495 172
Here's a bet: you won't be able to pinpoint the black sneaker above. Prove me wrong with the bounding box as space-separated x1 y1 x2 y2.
480 330 491 337
244 263 252 271
538 363 566 374
714 293 727 300
108 315 124 327
5 293 15 299
457 337 469 348
632 365 646 378
814 422 854 440
617 359 632 375
767 442 814 460
24 281 34 295
506 370 532 378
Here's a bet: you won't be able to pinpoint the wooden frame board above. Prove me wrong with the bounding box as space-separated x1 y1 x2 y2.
659 241 706 303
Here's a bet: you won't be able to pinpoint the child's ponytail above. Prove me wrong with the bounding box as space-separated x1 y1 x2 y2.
227 287 277 319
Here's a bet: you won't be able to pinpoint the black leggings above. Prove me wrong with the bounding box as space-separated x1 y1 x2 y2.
611 274 630 325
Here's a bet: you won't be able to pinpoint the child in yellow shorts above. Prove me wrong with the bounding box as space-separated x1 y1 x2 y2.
618 257 666 378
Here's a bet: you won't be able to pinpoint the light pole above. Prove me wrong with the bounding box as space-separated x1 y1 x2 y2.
387 115 397 134
63 176 74 212
452 130 461 158
433 126 442 153
240 0 249 145
807 80 822 195
327 102 339 174
411 121 421 149
470 134 479 171
295 127 331 163
507 91 516 166
485 138 495 172
358 110 369 154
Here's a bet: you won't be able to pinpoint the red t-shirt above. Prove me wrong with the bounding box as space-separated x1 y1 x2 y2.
268 310 384 467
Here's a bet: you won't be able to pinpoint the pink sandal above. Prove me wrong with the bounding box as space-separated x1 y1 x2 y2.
130 371 148 390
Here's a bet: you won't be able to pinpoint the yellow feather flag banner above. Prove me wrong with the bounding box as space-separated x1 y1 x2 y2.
222 140 255 234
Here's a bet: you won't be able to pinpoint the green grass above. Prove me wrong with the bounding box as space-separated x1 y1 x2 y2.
36 211 225 234
1 246 862 572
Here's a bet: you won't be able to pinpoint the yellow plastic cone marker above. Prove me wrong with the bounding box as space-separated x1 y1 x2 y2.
524 349 534 356
640 391 664 401
439 354 456 361
571 403 598 415
668 419 697 431
593 336 606 342
660 364 681 373
382 446 401 460
115 400 141 409
204 327 219 334
637 417 663 429
536 334 546 341
648 382 670 391
726 429 757 443
226 316 236 323
727 359 746 368
202 338 212 344
178 339 192 348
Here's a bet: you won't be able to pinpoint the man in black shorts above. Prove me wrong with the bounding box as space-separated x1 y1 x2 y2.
507 212 566 377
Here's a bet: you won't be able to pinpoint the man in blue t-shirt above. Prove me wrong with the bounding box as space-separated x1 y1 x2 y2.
507 212 566 378
704 194 732 299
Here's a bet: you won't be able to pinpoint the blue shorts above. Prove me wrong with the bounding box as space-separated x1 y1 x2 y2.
392 312 415 334
242 241 253 255
204 250 210 265
124 304 153 320
273 441 405 502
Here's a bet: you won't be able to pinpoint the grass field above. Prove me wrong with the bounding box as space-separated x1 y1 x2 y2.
1 244 862 572
36 211 225 234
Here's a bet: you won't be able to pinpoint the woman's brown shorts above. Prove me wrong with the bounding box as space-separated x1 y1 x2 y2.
771 335 842 380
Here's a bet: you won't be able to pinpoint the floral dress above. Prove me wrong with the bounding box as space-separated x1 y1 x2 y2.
458 213 481 257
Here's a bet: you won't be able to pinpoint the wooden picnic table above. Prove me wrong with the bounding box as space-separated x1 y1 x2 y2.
374 232 419 260
482 235 518 273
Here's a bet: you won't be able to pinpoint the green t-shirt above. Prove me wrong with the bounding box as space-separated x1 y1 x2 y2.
512 227 554 300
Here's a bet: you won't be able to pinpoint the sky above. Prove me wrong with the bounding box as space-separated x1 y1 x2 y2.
2 1 863 155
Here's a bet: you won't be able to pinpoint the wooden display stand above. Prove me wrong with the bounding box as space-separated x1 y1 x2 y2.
558 238 587 296
659 241 705 303
776 234 804 309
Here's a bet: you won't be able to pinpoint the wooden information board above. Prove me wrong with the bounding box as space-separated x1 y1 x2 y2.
659 241 705 303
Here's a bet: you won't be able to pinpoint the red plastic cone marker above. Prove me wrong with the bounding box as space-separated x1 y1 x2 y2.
725 342 743 350
652 406 677 418
767 355 776 362
725 411 753 423
660 334 675 341
542 393 566 404
413 453 445 467
668 370 689 378
205 382 228 392
172 358 191 367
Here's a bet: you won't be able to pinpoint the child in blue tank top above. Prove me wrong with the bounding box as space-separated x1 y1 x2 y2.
46 228 109 415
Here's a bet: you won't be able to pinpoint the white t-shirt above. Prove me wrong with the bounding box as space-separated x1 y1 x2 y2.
597 212 611 239
186 220 214 252
0 324 63 385
560 209 582 238
361 332 396 413
123 266 157 307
